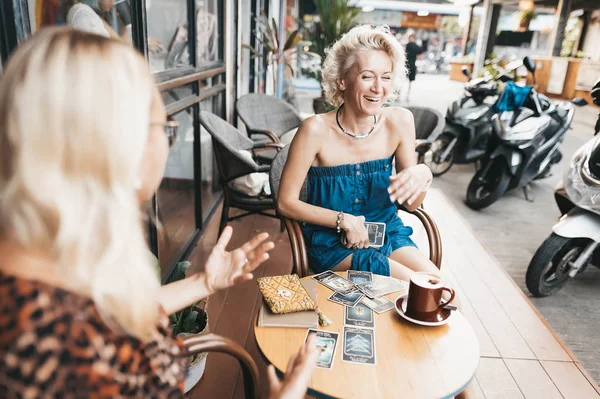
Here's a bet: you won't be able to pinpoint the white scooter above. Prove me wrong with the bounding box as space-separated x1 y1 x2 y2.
526 79 600 296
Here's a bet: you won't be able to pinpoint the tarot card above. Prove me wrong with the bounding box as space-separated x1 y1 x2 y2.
347 270 373 284
328 288 364 307
361 296 396 313
342 327 376 366
312 270 355 294
344 302 374 328
364 222 386 248
304 329 339 370
356 277 406 299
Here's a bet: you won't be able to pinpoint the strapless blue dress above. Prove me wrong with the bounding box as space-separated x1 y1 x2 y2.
302 155 416 276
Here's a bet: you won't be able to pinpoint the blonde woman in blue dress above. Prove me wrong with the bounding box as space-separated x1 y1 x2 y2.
278 24 474 398
279 25 438 281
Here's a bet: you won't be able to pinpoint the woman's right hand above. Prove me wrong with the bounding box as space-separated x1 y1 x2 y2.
340 214 369 249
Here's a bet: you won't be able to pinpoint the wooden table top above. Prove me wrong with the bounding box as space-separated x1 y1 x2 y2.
255 272 480 399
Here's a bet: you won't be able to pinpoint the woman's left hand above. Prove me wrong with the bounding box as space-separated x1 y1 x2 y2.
204 226 274 294
388 164 433 206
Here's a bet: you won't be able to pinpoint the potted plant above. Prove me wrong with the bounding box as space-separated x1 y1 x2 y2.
243 10 303 99
167 261 210 393
306 0 360 113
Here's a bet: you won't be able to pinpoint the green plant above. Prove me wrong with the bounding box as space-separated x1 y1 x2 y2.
167 261 207 336
243 10 303 94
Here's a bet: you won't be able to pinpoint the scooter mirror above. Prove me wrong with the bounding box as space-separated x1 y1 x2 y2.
523 56 536 75
461 66 471 78
572 98 588 107
498 74 513 83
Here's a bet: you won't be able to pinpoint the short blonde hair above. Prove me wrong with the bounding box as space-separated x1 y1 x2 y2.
0 28 159 342
322 25 406 107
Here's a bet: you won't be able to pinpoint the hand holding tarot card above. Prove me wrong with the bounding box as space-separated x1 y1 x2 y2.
304 329 339 370
364 222 386 248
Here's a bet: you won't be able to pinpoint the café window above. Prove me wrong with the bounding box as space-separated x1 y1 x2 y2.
146 0 223 74
146 0 190 73
157 88 198 279
196 0 222 68
26 0 133 41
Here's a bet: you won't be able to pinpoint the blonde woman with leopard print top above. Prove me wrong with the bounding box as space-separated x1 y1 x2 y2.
0 28 318 398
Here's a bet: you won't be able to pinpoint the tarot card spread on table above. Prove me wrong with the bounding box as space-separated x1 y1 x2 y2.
342 327 376 365
312 270 355 294
344 302 374 328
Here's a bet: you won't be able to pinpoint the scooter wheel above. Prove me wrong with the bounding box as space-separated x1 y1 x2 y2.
525 233 591 297
427 134 455 177
465 160 511 210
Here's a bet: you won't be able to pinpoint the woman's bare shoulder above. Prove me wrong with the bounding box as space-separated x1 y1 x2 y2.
382 106 414 124
382 107 415 138
298 112 335 138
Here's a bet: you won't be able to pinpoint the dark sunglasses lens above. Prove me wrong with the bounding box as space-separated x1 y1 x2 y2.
164 121 180 148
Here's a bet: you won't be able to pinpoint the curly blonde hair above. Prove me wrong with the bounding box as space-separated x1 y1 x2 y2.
322 25 406 107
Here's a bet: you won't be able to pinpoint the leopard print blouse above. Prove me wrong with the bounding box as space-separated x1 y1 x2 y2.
0 270 187 398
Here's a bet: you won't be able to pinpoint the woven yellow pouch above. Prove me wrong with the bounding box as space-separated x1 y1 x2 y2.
257 274 317 314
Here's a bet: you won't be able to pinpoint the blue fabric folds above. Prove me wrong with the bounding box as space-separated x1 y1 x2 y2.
495 81 533 112
302 156 417 276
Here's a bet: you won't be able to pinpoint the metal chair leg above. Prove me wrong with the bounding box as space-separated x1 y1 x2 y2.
219 204 229 235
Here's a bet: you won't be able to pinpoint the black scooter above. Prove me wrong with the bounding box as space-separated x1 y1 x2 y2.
465 57 587 210
427 62 519 176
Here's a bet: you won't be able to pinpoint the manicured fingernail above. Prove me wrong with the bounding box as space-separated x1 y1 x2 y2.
387 187 392 193
390 195 395 202
407 199 413 205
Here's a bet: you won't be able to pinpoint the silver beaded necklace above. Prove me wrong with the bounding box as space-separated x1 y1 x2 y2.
336 103 377 139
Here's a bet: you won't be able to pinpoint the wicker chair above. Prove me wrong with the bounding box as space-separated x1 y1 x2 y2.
200 110 283 234
269 145 442 277
236 93 303 143
402 105 445 141
181 333 259 398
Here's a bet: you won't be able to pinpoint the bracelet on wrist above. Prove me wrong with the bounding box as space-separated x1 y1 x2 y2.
336 211 344 234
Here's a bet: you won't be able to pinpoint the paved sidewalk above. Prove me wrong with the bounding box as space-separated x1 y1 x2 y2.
295 73 600 383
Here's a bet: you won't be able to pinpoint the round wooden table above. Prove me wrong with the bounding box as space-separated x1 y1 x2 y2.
255 273 480 399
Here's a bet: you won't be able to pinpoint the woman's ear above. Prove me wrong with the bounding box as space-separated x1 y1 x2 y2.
337 79 345 91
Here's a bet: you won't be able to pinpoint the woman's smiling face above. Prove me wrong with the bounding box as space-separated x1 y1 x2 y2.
340 50 393 116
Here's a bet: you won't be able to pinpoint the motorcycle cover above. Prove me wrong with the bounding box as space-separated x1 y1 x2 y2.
495 81 533 112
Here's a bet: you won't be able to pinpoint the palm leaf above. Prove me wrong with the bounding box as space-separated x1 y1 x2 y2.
283 30 302 51
271 17 280 50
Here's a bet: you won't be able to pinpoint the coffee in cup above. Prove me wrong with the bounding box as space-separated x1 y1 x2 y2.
404 272 455 322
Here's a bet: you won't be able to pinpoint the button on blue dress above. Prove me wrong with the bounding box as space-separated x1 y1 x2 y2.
302 156 417 276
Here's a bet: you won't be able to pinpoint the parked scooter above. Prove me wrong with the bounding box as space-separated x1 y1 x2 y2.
526 79 600 297
465 57 587 210
427 61 520 176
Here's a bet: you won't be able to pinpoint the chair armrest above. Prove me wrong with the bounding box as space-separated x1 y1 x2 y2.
248 128 280 143
397 203 442 269
253 142 285 151
181 333 260 399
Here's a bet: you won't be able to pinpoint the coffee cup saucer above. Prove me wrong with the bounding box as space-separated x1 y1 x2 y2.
394 294 453 327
